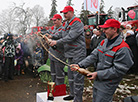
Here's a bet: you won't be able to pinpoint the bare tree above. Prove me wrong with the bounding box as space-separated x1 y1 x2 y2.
39 17 49 26
11 3 33 34
0 8 17 34
66 0 74 6
100 0 105 14
107 6 114 17
135 0 138 4
31 5 45 26
0 2 53 35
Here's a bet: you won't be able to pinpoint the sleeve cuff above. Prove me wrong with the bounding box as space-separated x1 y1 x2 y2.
97 71 103 81
78 63 86 68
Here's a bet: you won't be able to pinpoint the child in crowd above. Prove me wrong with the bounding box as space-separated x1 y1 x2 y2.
14 44 24 75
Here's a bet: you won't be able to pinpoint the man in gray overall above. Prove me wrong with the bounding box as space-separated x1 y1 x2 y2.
70 19 134 102
49 6 86 102
47 14 66 85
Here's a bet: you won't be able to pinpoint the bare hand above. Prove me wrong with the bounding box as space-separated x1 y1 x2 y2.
45 33 52 38
0 39 4 43
37 31 41 36
87 72 97 80
49 40 57 46
70 64 80 71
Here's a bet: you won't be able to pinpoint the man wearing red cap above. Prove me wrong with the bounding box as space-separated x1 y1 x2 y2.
46 14 66 85
70 19 134 102
49 6 86 102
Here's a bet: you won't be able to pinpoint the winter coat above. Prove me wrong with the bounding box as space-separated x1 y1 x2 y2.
90 35 105 51
125 35 138 73
33 47 44 60
15 49 24 65
2 39 18 57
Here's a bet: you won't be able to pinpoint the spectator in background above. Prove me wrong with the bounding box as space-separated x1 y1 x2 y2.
132 26 137 36
33 42 44 67
84 25 92 56
125 30 138 74
119 25 126 39
21 38 31 74
90 28 105 51
123 24 132 41
84 25 91 33
14 44 24 75
135 28 138 46
97 26 106 38
91 28 97 40
2 33 18 82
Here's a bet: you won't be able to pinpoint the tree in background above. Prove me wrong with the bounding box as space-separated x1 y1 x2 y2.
0 8 16 34
66 0 74 6
0 2 49 35
100 0 105 14
79 3 91 25
12 3 33 35
31 5 45 27
49 0 57 19
107 6 114 17
134 0 138 4
0 3 33 34
48 0 58 26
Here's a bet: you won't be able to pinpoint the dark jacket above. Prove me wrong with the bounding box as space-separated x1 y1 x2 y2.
90 35 105 51
15 49 24 65
125 35 138 73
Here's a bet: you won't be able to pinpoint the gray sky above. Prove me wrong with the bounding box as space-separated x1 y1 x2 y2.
0 0 137 17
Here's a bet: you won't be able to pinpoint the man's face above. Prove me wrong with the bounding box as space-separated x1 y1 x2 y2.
63 11 72 21
53 19 61 27
84 26 88 30
93 30 97 34
96 31 101 36
86 31 90 35
126 26 131 30
103 27 116 39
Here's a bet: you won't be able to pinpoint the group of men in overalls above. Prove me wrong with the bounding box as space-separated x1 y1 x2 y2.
45 6 133 102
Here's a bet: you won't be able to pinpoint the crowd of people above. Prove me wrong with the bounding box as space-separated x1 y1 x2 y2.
0 5 138 102
0 33 49 81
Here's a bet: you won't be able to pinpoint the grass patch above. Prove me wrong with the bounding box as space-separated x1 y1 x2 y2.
38 58 69 85
45 58 68 72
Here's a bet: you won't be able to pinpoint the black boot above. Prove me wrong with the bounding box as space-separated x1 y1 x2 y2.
63 95 74 101
47 96 54 101
14 69 17 75
17 70 20 75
